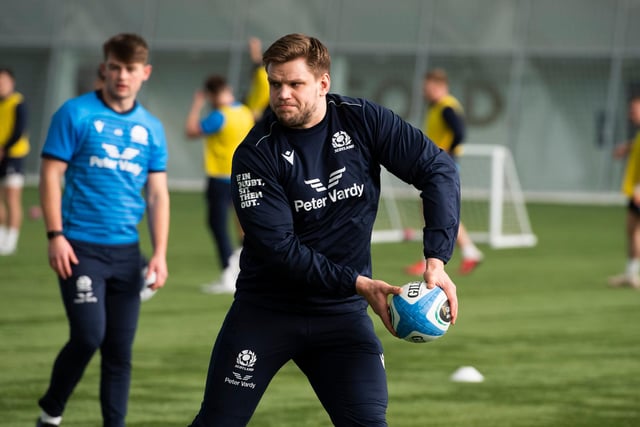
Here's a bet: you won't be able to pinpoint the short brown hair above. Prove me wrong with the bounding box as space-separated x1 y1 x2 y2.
103 33 149 64
262 33 330 77
203 75 228 95
0 67 15 79
425 68 448 84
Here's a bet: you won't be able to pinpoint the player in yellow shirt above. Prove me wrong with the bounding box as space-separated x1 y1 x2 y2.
0 67 30 255
244 37 270 121
406 68 483 275
609 96 640 288
185 75 255 293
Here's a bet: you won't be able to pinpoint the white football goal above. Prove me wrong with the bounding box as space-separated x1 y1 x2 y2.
372 144 537 248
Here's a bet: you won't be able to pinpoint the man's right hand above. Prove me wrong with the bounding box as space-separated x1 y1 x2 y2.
48 236 79 279
355 275 402 336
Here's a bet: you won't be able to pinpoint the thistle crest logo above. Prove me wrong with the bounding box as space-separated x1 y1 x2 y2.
130 125 149 145
236 349 257 368
74 275 97 304
76 275 93 292
226 350 259 389
331 131 354 152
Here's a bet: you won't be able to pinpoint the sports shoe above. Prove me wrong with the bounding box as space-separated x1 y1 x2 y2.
202 249 241 294
201 281 234 294
607 274 640 289
0 242 16 256
36 418 59 427
0 228 18 255
459 257 482 275
404 259 427 276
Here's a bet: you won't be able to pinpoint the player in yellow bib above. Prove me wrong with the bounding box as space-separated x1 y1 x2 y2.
406 68 483 276
244 37 270 121
0 67 30 255
609 96 640 288
186 75 255 293
422 91 464 157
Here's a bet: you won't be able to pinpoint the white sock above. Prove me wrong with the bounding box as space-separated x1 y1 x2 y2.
0 225 7 246
626 258 640 277
0 227 19 254
40 410 62 425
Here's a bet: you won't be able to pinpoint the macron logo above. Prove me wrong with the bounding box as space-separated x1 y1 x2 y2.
282 150 294 165
304 167 346 192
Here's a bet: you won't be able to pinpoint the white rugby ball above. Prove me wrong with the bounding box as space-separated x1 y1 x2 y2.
140 266 157 302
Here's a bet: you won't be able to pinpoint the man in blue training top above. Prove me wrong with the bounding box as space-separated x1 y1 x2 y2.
36 33 170 427
188 33 460 427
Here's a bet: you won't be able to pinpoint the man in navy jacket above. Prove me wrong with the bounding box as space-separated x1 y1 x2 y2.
189 33 460 427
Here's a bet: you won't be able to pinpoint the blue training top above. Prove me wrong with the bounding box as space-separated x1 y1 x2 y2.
231 93 460 314
41 90 168 245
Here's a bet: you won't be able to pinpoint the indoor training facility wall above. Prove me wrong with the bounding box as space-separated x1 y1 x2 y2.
2 0 640 201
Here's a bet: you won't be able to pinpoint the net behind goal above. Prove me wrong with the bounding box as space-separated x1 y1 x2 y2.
372 144 537 248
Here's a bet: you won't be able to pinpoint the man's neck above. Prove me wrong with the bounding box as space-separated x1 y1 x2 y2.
101 90 135 113
98 89 136 114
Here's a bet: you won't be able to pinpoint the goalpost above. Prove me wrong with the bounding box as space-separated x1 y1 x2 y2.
372 144 537 248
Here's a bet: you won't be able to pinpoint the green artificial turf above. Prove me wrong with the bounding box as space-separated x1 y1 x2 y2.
1 189 639 426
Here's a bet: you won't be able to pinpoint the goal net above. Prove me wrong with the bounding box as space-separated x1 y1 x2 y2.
372 144 537 248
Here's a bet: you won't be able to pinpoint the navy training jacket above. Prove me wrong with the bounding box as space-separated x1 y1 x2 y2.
231 93 460 314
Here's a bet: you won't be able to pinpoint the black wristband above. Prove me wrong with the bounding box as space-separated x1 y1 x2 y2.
47 230 64 240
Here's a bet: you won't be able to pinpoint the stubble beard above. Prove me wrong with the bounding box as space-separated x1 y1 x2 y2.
275 104 315 129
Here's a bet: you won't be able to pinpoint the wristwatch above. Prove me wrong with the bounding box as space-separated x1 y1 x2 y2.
47 230 64 240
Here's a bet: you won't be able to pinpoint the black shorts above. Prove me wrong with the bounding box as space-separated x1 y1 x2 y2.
0 156 25 178
628 199 640 216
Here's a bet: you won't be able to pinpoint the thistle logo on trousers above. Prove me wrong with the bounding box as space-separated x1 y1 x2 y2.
224 349 258 389
74 275 98 304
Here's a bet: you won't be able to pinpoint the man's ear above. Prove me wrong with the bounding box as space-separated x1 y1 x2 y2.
319 73 330 95
143 64 153 81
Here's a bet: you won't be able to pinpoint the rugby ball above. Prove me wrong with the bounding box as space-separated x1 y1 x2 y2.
140 266 157 302
390 281 451 343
